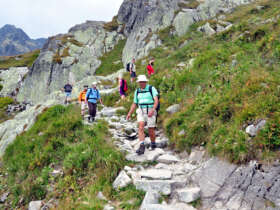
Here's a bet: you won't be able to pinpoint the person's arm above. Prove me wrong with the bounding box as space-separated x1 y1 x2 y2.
97 91 103 105
78 92 82 103
126 103 137 120
148 96 158 117
85 90 89 104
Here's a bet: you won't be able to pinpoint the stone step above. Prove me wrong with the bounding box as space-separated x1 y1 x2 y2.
139 169 172 180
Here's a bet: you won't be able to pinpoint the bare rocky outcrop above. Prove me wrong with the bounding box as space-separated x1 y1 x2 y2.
16 21 124 104
0 67 29 97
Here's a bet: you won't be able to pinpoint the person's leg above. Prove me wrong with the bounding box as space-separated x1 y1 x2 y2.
88 102 93 121
147 109 157 150
81 102 85 116
138 121 145 142
92 103 97 121
136 108 146 155
148 128 156 143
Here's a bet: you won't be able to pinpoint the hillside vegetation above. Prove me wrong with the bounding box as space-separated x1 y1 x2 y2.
108 0 280 163
0 50 40 69
0 105 144 209
0 97 15 123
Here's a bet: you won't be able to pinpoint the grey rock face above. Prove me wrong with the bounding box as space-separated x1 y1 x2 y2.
175 187 201 203
17 21 123 104
0 67 29 96
0 100 55 156
118 0 180 64
173 10 201 36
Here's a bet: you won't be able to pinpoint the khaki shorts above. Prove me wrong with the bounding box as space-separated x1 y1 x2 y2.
81 101 88 110
136 108 157 128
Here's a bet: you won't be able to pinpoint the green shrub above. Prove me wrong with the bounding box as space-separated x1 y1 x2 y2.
95 39 126 76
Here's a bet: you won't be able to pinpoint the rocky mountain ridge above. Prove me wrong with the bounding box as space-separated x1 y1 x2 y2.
10 0 255 104
0 24 46 56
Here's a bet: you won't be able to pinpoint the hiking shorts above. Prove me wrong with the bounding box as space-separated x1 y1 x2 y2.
136 108 157 128
130 71 136 78
81 101 88 110
65 92 71 97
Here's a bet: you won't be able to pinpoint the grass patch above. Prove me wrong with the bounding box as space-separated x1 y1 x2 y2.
0 50 40 69
108 0 280 163
0 104 143 209
0 97 15 123
178 0 200 9
95 39 126 76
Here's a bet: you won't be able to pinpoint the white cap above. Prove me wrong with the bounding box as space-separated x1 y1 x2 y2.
137 75 149 82
92 81 97 86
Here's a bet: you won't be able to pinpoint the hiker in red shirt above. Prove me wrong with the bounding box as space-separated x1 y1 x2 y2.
147 58 155 77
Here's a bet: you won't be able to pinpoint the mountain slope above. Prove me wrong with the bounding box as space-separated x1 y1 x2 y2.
0 24 46 56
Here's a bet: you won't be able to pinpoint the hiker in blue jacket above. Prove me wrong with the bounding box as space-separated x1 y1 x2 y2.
85 82 103 122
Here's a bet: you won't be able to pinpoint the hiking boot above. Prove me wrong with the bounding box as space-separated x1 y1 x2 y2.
151 142 156 150
136 144 145 155
88 116 91 123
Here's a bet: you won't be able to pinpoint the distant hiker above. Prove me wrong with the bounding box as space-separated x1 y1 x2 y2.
86 82 103 123
128 58 136 83
78 85 88 116
126 75 159 155
119 74 128 100
63 83 73 104
146 58 155 77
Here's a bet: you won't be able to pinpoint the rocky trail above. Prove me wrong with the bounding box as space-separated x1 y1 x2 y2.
84 106 280 210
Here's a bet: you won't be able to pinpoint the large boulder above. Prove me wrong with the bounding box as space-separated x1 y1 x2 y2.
166 104 180 114
113 170 132 189
28 201 42 210
173 10 200 36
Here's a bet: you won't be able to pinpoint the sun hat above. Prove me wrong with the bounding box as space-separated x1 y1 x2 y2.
92 81 97 86
137 75 149 82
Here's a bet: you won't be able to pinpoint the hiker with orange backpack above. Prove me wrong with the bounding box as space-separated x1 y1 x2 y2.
119 74 128 100
78 85 88 116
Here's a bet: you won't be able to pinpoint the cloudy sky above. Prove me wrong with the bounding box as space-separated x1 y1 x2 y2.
0 0 124 39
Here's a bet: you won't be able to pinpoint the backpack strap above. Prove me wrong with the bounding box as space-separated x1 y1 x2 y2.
87 88 99 100
149 85 154 102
